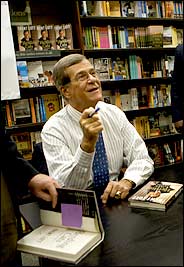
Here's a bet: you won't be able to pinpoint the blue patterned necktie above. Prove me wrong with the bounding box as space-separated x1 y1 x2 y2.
92 132 110 188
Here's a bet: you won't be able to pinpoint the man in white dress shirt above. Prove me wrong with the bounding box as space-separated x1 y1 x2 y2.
41 54 154 204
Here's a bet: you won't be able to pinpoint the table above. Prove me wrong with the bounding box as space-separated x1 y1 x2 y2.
40 164 184 266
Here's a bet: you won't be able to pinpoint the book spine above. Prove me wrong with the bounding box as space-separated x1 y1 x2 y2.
5 101 13 127
29 97 37 123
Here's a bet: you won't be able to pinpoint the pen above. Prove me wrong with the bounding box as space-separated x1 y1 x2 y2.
88 107 100 118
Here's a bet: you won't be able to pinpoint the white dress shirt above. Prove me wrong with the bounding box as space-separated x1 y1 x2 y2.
41 101 154 189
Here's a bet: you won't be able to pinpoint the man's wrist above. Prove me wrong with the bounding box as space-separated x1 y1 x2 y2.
122 179 136 189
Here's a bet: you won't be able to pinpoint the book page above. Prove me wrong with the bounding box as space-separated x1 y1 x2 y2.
17 225 101 262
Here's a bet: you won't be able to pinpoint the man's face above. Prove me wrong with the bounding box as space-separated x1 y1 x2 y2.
41 30 47 38
24 31 30 38
59 30 65 37
62 59 102 112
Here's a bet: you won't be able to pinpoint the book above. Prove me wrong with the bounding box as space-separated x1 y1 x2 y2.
93 58 112 80
42 60 57 86
16 61 30 88
106 1 121 17
147 25 163 48
37 25 55 50
17 25 37 51
10 1 32 26
147 143 164 167
54 24 73 50
41 94 61 120
128 181 183 211
11 99 32 125
17 188 104 264
27 60 45 87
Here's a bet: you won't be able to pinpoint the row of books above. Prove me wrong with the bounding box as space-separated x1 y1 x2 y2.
5 94 63 127
17 60 57 88
11 126 182 166
89 55 174 81
14 24 73 52
80 1 183 19
147 140 183 167
130 112 175 139
83 25 183 49
108 84 172 110
16 55 174 90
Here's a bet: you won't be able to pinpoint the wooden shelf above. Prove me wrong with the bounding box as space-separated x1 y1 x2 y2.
101 77 172 90
80 16 184 27
145 133 183 143
84 47 177 57
20 86 58 98
16 49 81 61
5 122 45 134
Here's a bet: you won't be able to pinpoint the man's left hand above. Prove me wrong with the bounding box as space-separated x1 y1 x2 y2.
101 179 133 204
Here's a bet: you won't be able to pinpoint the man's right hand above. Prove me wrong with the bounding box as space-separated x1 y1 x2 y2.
79 107 103 153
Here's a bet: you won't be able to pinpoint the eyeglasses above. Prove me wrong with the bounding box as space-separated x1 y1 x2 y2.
72 70 98 82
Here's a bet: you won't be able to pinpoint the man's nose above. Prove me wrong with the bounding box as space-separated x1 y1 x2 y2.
87 73 97 81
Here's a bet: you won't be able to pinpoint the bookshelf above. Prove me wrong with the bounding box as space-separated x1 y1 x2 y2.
78 0 183 168
2 0 183 167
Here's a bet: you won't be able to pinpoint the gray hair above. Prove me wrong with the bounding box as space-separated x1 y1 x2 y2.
52 54 86 90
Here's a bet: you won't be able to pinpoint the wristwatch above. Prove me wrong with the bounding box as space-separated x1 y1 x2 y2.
123 179 136 188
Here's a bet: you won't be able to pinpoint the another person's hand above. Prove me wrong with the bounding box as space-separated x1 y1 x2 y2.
101 179 134 204
28 174 61 208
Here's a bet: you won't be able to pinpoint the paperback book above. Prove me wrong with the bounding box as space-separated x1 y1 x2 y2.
17 188 104 264
128 181 183 211
17 25 38 51
54 24 73 50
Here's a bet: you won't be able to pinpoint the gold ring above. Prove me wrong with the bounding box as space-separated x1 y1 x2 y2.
115 190 121 199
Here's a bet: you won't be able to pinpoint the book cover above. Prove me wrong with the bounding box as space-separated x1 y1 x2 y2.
106 1 121 17
16 61 30 88
17 25 37 51
42 60 57 86
17 188 104 264
112 57 129 80
54 24 73 50
128 181 183 211
27 60 45 87
10 1 32 26
11 98 32 125
41 94 60 120
93 58 112 80
147 143 164 167
37 25 55 50
147 25 163 47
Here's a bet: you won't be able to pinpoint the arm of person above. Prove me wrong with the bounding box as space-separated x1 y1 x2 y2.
28 174 61 208
41 107 101 189
101 109 154 204
3 133 60 208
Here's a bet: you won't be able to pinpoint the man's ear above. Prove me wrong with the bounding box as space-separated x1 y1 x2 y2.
60 86 71 100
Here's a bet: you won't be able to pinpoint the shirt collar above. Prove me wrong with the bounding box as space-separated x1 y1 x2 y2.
66 101 103 122
66 104 82 122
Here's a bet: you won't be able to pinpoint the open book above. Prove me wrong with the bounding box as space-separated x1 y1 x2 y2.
17 188 104 264
128 181 183 211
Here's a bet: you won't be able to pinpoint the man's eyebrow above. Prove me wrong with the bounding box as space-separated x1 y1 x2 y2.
76 68 95 75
